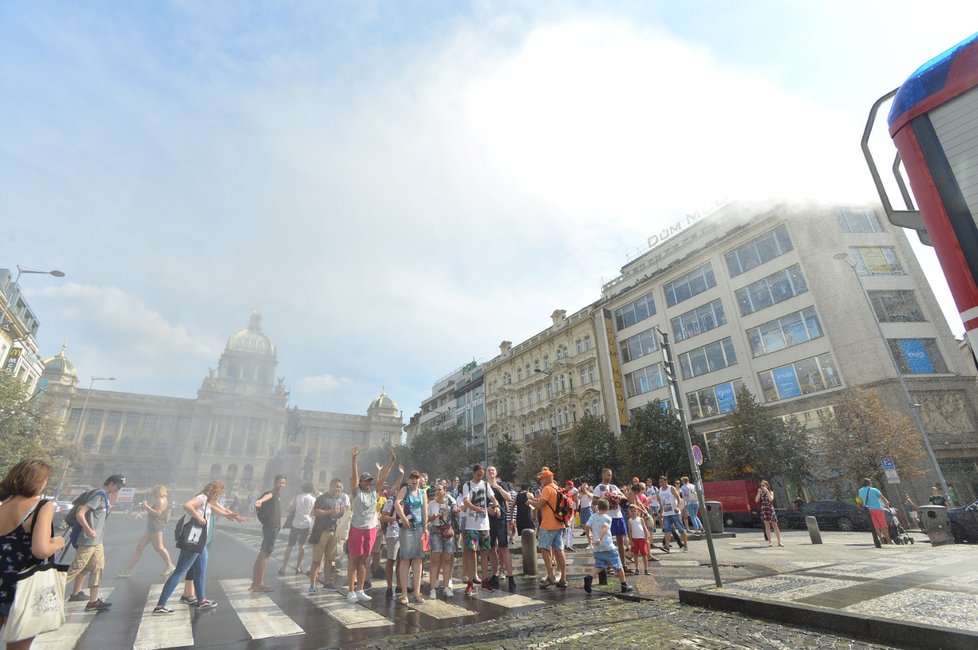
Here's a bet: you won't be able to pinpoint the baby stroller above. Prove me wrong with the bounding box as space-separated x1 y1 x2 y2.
886 508 914 545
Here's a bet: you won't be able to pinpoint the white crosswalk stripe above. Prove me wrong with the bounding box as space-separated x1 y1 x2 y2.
32 588 115 650
133 585 195 650
278 574 391 629
220 579 304 640
478 592 546 608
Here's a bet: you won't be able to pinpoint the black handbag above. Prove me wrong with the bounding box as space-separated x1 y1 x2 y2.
174 515 207 553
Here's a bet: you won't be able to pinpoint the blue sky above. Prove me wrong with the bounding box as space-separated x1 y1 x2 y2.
2 2 975 420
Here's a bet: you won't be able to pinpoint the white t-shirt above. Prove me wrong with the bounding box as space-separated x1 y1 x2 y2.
628 516 646 539
292 492 316 530
578 490 592 509
593 483 624 519
680 483 695 506
381 499 399 540
462 480 492 531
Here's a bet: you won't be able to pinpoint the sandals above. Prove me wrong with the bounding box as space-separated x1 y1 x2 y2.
397 595 409 605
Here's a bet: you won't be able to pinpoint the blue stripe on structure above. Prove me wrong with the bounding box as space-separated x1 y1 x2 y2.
911 114 978 287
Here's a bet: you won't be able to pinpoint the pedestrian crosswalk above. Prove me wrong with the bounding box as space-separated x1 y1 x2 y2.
132 585 195 650
32 588 114 650
221 579 305 639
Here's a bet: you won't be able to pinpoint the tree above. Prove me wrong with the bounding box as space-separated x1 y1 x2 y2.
517 431 558 484
619 399 691 483
493 434 520 483
0 372 64 477
406 426 481 481
819 387 926 497
562 414 619 484
712 386 812 485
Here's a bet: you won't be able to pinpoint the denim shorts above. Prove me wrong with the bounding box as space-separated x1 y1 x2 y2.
428 528 457 554
663 514 686 533
592 549 622 570
537 528 565 551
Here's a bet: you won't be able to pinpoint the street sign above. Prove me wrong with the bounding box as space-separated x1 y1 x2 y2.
116 487 136 504
885 468 901 484
881 457 896 471
692 444 703 466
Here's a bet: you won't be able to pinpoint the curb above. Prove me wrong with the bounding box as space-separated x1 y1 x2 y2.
678 587 978 650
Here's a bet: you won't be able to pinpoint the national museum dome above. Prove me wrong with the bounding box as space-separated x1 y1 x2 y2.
228 310 275 355
42 343 78 385
368 390 399 416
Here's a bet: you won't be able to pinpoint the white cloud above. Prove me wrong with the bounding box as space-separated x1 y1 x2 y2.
295 374 351 393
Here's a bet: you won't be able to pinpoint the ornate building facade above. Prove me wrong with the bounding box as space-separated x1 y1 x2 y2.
42 312 403 497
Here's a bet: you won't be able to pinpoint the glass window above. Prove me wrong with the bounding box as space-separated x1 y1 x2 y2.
837 208 883 233
671 298 725 342
746 307 824 356
143 414 157 433
625 363 665 398
869 290 926 322
724 224 794 277
664 264 716 308
679 337 737 379
106 411 122 431
614 293 657 330
117 437 133 455
852 247 904 276
686 380 744 420
888 339 948 374
619 328 658 363
760 353 840 402
735 264 809 316
88 410 103 425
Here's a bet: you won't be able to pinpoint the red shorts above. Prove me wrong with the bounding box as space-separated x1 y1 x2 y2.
348 526 378 558
869 509 888 530
630 538 649 556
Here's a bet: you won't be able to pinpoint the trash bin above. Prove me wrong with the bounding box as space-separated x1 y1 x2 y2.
918 505 953 546
704 501 724 534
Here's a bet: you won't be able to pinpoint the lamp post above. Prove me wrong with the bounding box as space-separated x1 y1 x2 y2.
833 252 950 499
0 265 66 368
56 375 116 494
534 368 561 474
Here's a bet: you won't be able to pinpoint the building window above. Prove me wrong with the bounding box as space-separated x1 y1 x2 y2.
625 363 665 398
557 345 567 360
68 408 82 423
746 307 823 357
679 337 737 380
619 328 658 363
124 413 140 431
583 335 592 350
177 417 191 434
724 224 794 277
543 354 550 369
686 380 744 420
851 246 904 276
98 436 115 453
888 339 948 374
576 339 583 354
758 353 840 402
579 369 587 386
665 263 716 308
588 365 596 383
106 411 122 432
735 264 809 316
82 435 96 451
142 414 157 433
671 298 726 342
155 439 167 456
869 290 925 322
592 399 601 416
614 292 657 331
117 437 133 455
160 415 175 433
88 410 103 426
136 437 151 454
837 208 883 233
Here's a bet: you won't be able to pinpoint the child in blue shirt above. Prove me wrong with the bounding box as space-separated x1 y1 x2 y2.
582 499 634 594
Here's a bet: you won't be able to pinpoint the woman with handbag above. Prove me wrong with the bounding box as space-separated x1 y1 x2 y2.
151 481 243 614
117 484 175 578
393 470 428 605
426 481 459 599
0 459 67 649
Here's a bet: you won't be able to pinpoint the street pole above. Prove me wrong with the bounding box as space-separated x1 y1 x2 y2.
0 265 65 368
56 375 115 494
657 327 722 588
834 253 950 500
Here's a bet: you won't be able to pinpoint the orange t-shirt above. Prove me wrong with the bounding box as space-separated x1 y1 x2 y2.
539 483 563 531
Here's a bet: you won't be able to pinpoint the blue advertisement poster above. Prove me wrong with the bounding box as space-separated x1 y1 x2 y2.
898 339 934 373
773 366 801 399
715 383 737 413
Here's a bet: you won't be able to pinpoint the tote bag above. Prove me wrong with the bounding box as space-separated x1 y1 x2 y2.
174 515 207 553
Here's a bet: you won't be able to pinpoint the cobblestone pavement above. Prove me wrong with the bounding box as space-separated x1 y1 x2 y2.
361 593 903 650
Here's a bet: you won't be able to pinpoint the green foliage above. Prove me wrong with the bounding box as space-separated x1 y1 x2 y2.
562 414 619 484
712 386 812 485
517 431 559 484
406 425 481 482
492 434 520 483
619 399 691 482
0 372 64 477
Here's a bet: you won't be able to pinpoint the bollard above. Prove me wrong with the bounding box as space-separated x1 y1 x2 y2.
805 515 823 544
521 528 537 576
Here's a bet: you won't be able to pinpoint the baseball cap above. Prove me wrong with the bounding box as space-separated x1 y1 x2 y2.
537 467 553 480
359 472 374 482
565 480 575 488
105 474 126 486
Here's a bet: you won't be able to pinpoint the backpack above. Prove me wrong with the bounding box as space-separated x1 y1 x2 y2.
547 486 575 527
255 491 273 526
66 489 109 548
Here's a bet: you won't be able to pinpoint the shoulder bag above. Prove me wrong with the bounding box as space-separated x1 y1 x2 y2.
175 513 208 553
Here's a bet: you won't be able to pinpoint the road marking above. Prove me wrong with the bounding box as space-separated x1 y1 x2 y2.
220 579 304 640
133 584 195 650
408 598 476 619
281 575 392 629
33 588 114 650
478 592 546 608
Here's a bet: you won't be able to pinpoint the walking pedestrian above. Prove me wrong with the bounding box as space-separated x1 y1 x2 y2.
658 476 689 552
394 471 428 604
582 498 634 594
308 479 349 593
756 480 783 547
527 467 567 589
0 460 66 649
461 464 501 595
858 478 890 545
117 484 174 578
681 477 703 533
347 445 396 604
65 474 126 611
426 481 458 599
593 468 628 566
250 474 287 592
279 482 316 576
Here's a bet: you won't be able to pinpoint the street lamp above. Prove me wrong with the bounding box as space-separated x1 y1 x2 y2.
56 375 116 494
534 368 561 473
833 252 950 498
0 265 66 368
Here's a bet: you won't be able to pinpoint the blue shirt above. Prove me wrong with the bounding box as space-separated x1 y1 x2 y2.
860 486 884 510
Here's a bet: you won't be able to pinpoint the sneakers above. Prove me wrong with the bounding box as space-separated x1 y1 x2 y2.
115 570 130 578
621 582 635 593
507 576 517 592
428 587 437 601
68 592 89 602
464 581 475 596
444 586 454 598
346 591 358 604
85 599 112 612
597 570 608 586
307 586 319 594
180 595 197 605
682 545 689 553
161 564 176 577
584 575 593 593
152 606 174 615
355 590 371 602
489 575 500 590
363 580 372 589
480 578 494 592
195 599 218 610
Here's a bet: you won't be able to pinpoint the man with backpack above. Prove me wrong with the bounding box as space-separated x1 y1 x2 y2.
527 466 568 589
250 474 287 592
65 474 126 611
461 463 502 595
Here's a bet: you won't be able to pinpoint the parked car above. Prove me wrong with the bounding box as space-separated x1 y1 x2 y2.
776 500 872 532
948 500 978 543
